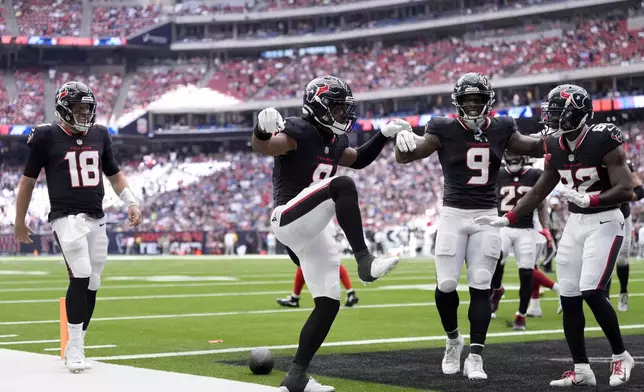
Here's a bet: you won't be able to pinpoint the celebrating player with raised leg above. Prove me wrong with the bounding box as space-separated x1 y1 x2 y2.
14 82 142 373
476 84 635 387
395 73 546 380
251 75 402 392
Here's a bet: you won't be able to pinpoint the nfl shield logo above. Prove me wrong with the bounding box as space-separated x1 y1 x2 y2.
324 146 329 154
568 154 574 162
76 139 83 145
514 177 519 182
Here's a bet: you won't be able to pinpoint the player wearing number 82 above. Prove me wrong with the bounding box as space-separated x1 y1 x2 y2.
475 84 635 387
395 72 547 380
251 75 403 392
14 81 142 373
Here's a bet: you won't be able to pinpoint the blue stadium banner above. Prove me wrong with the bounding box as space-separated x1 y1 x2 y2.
128 23 172 47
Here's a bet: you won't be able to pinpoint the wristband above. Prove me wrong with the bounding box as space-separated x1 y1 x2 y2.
253 125 272 141
589 195 600 208
119 187 139 207
505 210 518 225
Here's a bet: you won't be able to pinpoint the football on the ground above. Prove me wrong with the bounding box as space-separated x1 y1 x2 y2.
248 348 274 375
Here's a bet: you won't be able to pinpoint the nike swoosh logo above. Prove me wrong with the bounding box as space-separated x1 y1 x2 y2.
599 221 610 225
100 223 106 227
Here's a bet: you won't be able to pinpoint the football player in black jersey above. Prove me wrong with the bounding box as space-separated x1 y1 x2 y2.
395 72 546 380
477 84 635 387
607 162 644 311
251 75 403 392
491 152 558 329
14 81 142 373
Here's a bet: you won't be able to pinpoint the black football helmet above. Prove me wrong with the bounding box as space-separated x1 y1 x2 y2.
540 84 593 136
55 81 97 133
302 75 356 135
504 152 526 173
451 73 495 128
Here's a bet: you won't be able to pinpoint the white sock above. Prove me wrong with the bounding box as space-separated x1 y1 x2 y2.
291 293 300 299
68 323 83 343
346 289 354 294
530 298 541 308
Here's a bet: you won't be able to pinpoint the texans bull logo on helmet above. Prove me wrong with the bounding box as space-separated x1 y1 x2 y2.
559 87 586 110
305 83 330 104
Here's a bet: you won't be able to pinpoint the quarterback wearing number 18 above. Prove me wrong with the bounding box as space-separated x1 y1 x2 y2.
14 81 141 374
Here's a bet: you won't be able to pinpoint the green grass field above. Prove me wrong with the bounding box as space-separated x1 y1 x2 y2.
1 255 643 392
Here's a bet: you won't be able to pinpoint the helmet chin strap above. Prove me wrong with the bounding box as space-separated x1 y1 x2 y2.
507 164 523 173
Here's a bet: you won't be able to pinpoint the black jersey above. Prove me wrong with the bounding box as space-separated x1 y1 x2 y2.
619 163 634 219
272 117 349 206
426 116 517 209
23 123 121 222
545 123 622 214
496 167 542 228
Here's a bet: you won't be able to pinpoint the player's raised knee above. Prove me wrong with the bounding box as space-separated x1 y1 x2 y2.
437 279 458 293
330 176 357 195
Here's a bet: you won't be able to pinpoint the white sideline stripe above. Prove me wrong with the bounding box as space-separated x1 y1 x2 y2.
92 324 644 361
550 356 644 363
0 339 59 346
0 294 573 326
43 344 117 351
0 334 18 338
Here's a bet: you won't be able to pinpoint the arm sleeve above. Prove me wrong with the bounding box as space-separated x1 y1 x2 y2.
23 128 48 179
350 131 388 169
101 128 120 176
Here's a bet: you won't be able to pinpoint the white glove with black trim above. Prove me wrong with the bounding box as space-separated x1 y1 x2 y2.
559 187 590 208
395 130 418 153
382 118 412 138
257 108 285 134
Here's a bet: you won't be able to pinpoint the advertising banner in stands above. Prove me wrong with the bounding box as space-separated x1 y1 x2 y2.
128 23 172 47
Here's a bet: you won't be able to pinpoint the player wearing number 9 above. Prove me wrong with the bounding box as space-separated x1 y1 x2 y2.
394 72 548 381
475 84 635 387
251 75 405 392
14 81 141 374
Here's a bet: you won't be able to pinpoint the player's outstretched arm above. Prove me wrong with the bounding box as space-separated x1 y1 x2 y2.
395 133 440 164
478 167 561 226
14 176 37 243
598 146 633 206
506 131 546 158
251 108 296 157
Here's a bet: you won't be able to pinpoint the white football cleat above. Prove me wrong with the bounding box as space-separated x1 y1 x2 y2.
441 335 464 375
549 367 596 387
359 256 399 284
490 312 497 319
279 377 335 392
526 303 543 318
609 351 634 387
463 353 487 380
64 342 86 373
617 293 629 312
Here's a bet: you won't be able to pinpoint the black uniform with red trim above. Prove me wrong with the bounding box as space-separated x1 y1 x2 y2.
545 123 622 214
496 167 542 228
272 117 349 206
425 115 517 209
23 123 120 222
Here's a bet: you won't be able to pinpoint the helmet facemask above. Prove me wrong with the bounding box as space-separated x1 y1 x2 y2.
504 153 524 173
452 91 495 129
540 102 591 138
57 100 96 133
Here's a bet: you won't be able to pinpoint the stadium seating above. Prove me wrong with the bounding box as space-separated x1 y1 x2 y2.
91 4 166 37
13 0 83 36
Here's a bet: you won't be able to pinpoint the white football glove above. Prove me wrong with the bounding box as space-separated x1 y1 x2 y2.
396 130 418 153
382 118 412 138
257 108 285 134
474 216 510 228
559 187 590 208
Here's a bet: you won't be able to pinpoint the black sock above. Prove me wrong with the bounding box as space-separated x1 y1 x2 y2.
468 287 491 355
617 265 629 294
289 296 340 375
435 288 459 338
561 296 588 363
582 290 626 355
491 255 504 290
66 278 90 325
329 176 367 253
84 290 97 331
518 268 533 315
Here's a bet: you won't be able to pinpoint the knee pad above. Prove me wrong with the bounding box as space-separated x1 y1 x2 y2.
88 273 101 291
329 176 357 199
437 279 458 293
470 268 492 287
